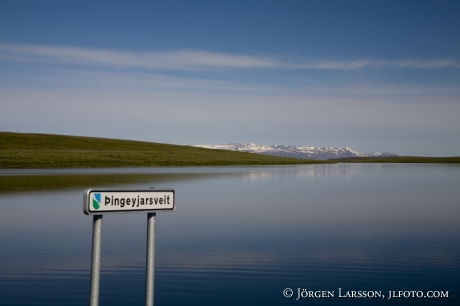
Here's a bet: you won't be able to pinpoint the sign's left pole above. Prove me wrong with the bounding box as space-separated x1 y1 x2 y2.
90 215 103 306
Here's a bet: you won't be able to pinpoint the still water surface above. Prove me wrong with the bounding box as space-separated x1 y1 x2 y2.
0 164 459 305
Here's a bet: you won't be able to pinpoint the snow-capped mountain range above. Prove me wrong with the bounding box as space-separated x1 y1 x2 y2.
193 143 397 160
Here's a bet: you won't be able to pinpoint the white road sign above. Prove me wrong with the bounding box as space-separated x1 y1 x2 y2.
84 189 175 215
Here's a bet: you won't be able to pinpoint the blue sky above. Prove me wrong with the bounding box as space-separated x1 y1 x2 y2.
1 0 460 156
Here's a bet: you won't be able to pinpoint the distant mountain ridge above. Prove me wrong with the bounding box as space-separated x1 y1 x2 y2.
194 143 398 160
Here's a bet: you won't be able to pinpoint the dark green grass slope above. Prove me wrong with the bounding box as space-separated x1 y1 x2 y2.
0 132 323 168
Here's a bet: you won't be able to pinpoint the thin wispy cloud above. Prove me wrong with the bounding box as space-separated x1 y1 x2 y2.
0 43 458 71
289 58 460 70
0 43 276 70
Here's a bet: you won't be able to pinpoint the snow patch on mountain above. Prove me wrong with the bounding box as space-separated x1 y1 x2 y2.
193 143 397 160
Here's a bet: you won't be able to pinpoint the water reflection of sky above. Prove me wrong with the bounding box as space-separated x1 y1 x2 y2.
0 165 459 305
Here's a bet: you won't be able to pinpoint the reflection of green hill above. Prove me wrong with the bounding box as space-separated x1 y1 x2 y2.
0 171 228 194
0 132 322 168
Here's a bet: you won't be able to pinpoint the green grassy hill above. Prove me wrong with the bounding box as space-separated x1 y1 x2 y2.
0 132 323 168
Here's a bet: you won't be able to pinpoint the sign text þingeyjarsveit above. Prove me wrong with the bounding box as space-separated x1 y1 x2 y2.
84 189 175 215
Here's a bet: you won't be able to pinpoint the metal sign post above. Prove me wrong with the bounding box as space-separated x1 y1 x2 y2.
89 215 102 306
145 212 156 306
84 189 175 306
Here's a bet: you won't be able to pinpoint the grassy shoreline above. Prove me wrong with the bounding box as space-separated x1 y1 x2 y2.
329 156 460 163
0 132 325 168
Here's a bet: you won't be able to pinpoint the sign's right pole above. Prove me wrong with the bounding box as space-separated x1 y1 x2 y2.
145 212 156 306
90 214 103 306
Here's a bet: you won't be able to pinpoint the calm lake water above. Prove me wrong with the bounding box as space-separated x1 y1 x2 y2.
0 164 459 305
